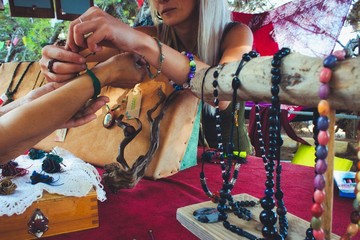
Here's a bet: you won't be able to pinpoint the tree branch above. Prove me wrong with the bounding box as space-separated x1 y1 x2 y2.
191 52 360 111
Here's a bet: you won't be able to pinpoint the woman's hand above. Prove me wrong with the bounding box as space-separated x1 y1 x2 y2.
66 6 144 54
39 45 87 83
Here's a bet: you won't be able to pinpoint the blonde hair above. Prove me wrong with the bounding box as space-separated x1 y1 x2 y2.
149 0 231 65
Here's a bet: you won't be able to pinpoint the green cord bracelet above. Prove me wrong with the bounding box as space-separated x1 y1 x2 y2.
86 68 101 100
146 37 165 79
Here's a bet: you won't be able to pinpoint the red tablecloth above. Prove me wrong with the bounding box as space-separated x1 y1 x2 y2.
46 156 355 240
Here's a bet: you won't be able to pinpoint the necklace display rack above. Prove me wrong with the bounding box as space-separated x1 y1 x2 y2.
176 49 344 240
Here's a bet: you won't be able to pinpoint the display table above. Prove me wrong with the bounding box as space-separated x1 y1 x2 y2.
45 155 354 240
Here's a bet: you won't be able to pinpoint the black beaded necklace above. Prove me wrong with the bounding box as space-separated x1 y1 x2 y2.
254 47 290 240
2 61 35 106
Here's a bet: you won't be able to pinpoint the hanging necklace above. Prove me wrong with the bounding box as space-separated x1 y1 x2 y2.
1 61 35 106
254 47 290 239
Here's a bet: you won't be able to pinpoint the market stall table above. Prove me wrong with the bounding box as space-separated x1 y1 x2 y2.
45 155 354 240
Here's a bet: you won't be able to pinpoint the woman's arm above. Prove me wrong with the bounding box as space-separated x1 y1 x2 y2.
66 8 253 86
0 53 146 163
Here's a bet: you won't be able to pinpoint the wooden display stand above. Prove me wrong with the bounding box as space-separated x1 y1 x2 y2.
0 190 98 239
177 193 340 240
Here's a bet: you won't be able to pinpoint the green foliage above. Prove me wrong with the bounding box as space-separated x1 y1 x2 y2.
0 0 138 62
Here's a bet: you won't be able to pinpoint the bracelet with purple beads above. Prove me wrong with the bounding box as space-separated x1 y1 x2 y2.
169 51 196 90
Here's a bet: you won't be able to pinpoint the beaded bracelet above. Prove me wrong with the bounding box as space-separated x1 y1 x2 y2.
169 51 196 90
86 68 101 100
146 37 165 79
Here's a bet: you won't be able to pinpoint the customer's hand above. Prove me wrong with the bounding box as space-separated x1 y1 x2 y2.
24 82 109 128
39 45 87 83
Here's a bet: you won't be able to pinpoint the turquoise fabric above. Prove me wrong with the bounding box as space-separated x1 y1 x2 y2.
179 103 201 170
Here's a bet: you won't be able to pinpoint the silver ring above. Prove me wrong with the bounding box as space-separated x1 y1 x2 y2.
79 17 83 23
83 32 93 39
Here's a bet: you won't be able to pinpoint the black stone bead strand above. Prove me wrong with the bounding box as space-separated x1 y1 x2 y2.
272 48 290 239
255 47 291 239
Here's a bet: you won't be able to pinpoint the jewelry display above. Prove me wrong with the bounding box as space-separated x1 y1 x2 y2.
102 88 179 192
1 61 35 106
0 160 28 177
29 171 62 186
28 148 47 160
198 51 259 238
309 49 348 240
0 177 17 195
41 153 64 174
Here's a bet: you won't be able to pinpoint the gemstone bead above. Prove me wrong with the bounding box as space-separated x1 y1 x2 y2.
319 67 332 83
317 130 329 146
323 54 337 68
316 158 328 174
346 223 359 236
332 49 346 60
260 210 277 225
314 174 325 190
313 228 325 240
316 145 328 160
311 216 322 230
318 83 330 100
317 116 329 130
318 100 330 116
314 189 326 203
311 203 324 218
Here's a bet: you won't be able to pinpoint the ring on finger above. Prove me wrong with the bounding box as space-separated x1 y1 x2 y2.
83 32 94 39
79 17 83 23
48 59 57 73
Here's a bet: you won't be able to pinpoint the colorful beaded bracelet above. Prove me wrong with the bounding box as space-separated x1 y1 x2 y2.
169 51 196 90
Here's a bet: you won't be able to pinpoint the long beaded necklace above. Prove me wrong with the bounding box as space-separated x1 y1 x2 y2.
1 61 35 106
254 47 290 240
203 51 258 239
309 49 354 240
211 62 255 239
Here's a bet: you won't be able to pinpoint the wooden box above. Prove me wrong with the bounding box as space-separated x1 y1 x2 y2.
0 190 98 239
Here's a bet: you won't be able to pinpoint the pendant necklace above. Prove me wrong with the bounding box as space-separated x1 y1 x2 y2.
1 61 35 106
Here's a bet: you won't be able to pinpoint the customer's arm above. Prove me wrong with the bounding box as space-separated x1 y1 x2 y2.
0 53 145 163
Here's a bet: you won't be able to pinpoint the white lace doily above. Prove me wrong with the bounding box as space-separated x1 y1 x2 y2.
0 147 106 216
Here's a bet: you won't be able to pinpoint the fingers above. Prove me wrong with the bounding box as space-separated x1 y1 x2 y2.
63 96 109 128
40 45 87 82
66 6 124 53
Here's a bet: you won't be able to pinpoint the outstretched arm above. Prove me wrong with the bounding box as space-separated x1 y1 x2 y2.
0 53 146 163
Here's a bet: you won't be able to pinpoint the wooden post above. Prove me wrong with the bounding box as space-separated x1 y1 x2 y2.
323 109 335 239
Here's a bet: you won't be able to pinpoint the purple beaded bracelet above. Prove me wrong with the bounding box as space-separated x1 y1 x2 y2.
169 51 196 90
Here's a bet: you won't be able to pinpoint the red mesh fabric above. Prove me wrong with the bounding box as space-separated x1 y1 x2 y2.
233 0 352 57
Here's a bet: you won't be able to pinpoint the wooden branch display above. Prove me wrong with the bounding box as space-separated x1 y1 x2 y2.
191 52 360 111
191 52 358 240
